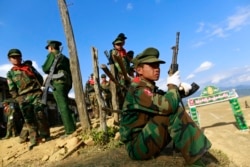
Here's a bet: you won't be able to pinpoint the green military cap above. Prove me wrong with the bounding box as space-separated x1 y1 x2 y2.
127 50 134 58
101 74 106 78
112 37 124 45
112 32 127 45
45 40 62 49
132 47 165 67
117 33 127 40
7 48 22 57
23 60 33 66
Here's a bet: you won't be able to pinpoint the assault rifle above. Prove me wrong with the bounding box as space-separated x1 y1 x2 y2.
104 50 114 65
100 64 127 90
169 32 199 98
41 48 64 105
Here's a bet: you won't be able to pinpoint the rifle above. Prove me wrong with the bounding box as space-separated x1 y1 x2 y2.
41 48 64 105
112 54 131 82
100 64 127 90
104 50 114 65
169 32 199 98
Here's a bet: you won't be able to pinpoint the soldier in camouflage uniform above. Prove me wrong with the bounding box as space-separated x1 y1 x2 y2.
42 40 76 137
100 74 112 115
6 49 50 149
119 47 211 166
110 33 131 109
2 99 18 139
85 73 99 118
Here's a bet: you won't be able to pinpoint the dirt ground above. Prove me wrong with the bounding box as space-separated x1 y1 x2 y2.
0 96 250 167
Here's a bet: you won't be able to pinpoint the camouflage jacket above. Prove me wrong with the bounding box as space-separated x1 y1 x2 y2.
100 81 111 95
110 49 130 76
85 79 95 93
42 52 72 87
7 64 43 98
119 77 180 143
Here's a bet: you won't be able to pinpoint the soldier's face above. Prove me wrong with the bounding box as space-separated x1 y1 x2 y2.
136 63 160 81
114 43 124 50
9 56 22 66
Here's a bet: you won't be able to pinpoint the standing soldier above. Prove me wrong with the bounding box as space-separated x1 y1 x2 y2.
100 74 112 115
42 40 76 138
110 33 130 109
6 49 50 149
85 73 99 119
2 99 17 139
119 47 211 166
126 50 135 77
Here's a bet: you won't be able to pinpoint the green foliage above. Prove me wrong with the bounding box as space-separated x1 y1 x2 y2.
82 126 120 146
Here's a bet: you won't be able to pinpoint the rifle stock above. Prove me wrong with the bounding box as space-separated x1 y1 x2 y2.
169 32 199 98
112 54 131 82
100 64 127 90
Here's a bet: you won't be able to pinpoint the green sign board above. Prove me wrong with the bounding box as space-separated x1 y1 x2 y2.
187 86 248 131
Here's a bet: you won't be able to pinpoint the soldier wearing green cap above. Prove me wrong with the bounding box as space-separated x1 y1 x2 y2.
6 48 50 149
100 74 112 114
2 99 18 139
42 40 76 137
119 47 211 166
109 33 132 109
85 73 99 118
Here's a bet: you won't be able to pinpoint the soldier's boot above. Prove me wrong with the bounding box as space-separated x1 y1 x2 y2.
12 128 18 137
27 123 38 150
185 158 205 167
19 124 29 143
3 131 11 139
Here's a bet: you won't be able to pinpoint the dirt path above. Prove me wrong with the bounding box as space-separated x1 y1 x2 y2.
0 96 250 167
198 96 250 167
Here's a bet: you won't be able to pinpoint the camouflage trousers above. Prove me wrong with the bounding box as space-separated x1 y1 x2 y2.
88 92 99 118
5 117 17 138
17 91 50 144
124 107 211 165
52 84 76 135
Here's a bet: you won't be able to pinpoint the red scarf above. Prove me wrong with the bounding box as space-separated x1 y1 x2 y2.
89 78 95 85
12 65 35 77
117 48 127 57
133 76 140 83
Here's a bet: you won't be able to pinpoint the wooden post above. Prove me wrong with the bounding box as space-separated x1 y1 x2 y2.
109 63 119 124
57 0 91 131
91 47 107 132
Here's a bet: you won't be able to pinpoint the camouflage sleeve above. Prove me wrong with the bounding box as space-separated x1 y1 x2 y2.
111 50 122 74
6 71 18 98
42 53 55 74
131 85 180 115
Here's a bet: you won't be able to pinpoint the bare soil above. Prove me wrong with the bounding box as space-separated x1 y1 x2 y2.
1 96 250 167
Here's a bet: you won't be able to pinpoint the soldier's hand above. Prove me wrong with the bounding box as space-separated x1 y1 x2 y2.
179 82 192 95
167 71 181 87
